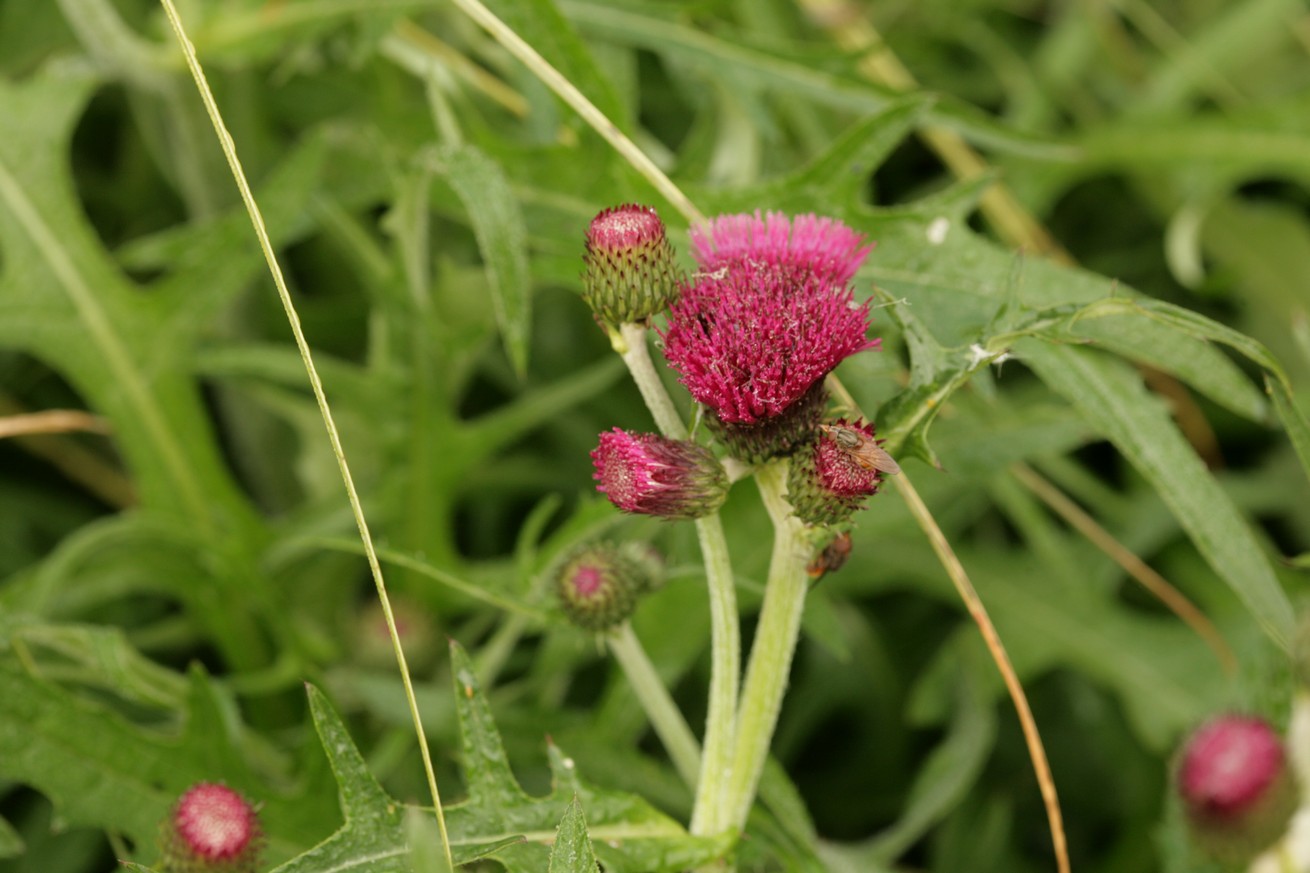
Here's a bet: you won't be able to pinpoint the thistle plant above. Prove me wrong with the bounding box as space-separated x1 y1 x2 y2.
580 206 891 838
5 2 1310 873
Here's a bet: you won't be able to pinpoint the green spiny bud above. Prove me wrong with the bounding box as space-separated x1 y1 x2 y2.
582 204 681 331
555 542 652 631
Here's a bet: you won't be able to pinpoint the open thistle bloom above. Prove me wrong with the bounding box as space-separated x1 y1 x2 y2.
159 782 262 873
582 204 681 332
1177 715 1297 865
555 542 655 631
662 212 877 461
592 428 728 520
787 419 886 525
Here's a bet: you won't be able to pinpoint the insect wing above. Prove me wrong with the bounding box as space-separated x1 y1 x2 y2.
859 441 901 476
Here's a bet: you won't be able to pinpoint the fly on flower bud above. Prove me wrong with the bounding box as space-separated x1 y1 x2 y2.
158 782 263 873
582 204 682 332
1176 715 1297 865
592 428 728 520
555 542 654 632
787 418 887 526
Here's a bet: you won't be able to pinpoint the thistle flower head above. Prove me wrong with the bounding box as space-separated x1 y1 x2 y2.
689 211 873 287
556 542 653 631
582 204 681 330
661 212 877 462
592 428 728 520
787 418 885 525
1177 714 1296 864
160 782 262 873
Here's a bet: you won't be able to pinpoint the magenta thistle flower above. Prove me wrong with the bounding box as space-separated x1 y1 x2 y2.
661 212 877 461
159 782 262 873
1177 715 1297 863
787 419 886 525
592 428 728 520
582 204 681 330
690 211 873 287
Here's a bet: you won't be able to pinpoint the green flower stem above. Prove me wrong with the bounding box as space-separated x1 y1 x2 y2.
609 622 702 788
612 321 740 839
688 510 739 837
723 459 810 832
616 322 687 440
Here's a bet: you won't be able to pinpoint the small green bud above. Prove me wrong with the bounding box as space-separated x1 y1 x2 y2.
555 542 653 631
582 204 681 330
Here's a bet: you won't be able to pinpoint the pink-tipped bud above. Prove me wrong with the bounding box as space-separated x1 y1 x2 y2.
1177 715 1297 864
555 542 654 631
786 419 886 525
582 204 681 330
591 429 728 520
159 782 262 873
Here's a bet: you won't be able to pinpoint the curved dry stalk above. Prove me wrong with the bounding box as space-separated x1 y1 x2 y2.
894 470 1071 873
0 409 110 438
157 2 453 866
0 393 135 506
1010 462 1236 674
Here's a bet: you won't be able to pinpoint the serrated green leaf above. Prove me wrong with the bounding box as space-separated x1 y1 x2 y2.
434 143 532 379
1068 313 1270 423
270 685 409 873
1021 341 1295 647
5 622 189 709
404 805 453 873
0 814 23 859
548 797 599 873
443 641 732 872
1268 375 1310 487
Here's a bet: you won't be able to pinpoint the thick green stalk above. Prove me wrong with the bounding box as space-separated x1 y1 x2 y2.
688 510 738 837
616 322 688 439
613 322 740 838
723 460 809 832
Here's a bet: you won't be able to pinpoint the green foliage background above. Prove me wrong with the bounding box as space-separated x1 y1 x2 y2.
1 0 1309 871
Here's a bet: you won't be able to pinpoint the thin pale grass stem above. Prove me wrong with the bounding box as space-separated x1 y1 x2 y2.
443 0 706 226
156 2 453 865
1010 462 1236 674
893 470 1070 873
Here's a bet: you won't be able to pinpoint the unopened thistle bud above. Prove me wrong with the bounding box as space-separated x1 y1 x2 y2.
582 204 681 331
555 542 653 631
592 428 728 520
355 597 436 673
787 419 887 526
159 782 262 873
1177 715 1297 865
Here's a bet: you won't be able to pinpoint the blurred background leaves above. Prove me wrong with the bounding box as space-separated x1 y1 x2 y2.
0 0 1308 871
